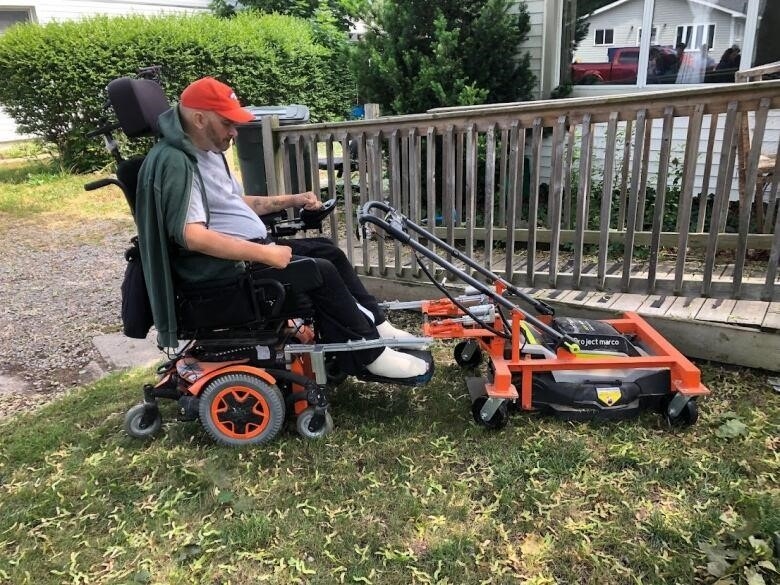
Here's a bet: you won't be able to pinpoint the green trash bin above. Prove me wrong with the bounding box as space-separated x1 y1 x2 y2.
234 105 311 196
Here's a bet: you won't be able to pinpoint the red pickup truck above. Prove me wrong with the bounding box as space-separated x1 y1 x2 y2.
571 46 678 84
572 47 641 84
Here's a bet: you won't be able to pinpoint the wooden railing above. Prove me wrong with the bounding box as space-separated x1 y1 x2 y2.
258 80 780 301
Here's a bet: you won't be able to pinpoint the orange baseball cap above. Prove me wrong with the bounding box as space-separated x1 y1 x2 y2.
180 77 254 123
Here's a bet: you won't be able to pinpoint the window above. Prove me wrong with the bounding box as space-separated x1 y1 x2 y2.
567 0 772 88
676 24 716 52
0 9 33 34
595 28 614 46
637 27 658 45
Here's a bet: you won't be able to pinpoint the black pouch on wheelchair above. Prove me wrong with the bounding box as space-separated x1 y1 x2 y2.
176 274 270 332
121 237 154 339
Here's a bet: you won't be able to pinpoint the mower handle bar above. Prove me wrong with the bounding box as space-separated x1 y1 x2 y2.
358 200 578 350
359 200 553 314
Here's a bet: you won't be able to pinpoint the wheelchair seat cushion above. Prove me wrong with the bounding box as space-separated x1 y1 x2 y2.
176 274 269 334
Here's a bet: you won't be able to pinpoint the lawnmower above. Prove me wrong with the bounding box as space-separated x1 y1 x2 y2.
358 200 710 428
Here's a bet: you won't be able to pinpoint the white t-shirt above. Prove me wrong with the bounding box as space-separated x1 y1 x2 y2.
186 150 267 240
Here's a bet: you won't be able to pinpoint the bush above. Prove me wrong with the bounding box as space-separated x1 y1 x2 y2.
351 0 535 115
0 12 352 171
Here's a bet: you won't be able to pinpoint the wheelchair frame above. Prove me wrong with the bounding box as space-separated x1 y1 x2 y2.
86 70 434 447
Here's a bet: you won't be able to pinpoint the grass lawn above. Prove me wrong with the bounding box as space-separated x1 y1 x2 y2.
0 351 777 584
0 157 777 584
0 159 128 222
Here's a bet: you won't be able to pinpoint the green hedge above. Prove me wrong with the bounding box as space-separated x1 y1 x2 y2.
0 12 352 171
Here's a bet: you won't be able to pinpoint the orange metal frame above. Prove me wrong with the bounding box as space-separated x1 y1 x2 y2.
422 295 709 412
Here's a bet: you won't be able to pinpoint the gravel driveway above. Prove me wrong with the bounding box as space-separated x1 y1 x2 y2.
0 215 134 420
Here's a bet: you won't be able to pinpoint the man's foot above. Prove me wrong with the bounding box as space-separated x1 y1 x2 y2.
376 320 416 340
366 347 428 379
376 320 429 349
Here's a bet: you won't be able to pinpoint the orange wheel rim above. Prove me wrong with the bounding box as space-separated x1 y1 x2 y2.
210 385 272 439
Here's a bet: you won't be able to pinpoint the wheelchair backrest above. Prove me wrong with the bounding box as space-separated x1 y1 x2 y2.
104 77 170 216
106 77 170 138
116 156 146 217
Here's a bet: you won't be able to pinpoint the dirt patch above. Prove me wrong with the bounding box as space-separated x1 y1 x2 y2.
0 214 134 420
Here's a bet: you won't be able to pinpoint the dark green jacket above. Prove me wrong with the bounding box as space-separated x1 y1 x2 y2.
136 105 244 347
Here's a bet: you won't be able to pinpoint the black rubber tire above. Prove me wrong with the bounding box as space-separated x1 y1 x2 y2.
198 373 285 447
665 397 699 427
471 396 509 430
454 340 482 368
296 408 335 439
124 403 162 439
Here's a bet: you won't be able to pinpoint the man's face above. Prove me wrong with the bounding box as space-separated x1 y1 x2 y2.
203 112 238 152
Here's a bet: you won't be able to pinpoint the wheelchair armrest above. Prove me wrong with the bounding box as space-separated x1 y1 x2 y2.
250 258 323 293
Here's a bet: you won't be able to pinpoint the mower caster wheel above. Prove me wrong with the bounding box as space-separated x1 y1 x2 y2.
665 397 699 427
471 396 509 430
124 403 162 439
454 340 482 368
296 407 334 439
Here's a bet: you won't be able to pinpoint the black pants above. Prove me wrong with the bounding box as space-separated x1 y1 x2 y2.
280 237 386 325
264 237 385 373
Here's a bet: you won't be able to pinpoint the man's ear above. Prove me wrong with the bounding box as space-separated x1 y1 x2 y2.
191 110 209 129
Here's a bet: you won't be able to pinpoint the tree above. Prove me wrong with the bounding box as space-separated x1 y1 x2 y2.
210 0 362 31
350 0 535 114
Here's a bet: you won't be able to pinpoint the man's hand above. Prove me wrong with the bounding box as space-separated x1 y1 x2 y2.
295 191 321 210
262 244 293 269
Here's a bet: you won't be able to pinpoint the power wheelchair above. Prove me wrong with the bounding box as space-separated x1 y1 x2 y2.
85 71 430 446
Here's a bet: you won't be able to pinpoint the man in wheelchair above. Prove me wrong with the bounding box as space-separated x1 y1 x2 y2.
136 76 430 381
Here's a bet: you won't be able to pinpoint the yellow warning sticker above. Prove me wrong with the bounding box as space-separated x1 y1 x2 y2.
597 388 622 406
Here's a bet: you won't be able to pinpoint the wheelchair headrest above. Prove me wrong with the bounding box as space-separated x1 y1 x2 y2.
106 77 170 138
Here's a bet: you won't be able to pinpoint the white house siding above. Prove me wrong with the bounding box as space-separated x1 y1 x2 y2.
516 0 546 99
575 0 646 63
575 0 743 65
651 0 741 60
0 0 211 142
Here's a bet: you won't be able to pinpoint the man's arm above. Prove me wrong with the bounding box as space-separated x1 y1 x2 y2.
183 222 292 268
243 192 320 216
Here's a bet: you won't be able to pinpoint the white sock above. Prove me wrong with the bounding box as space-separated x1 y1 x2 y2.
366 347 428 378
376 320 415 340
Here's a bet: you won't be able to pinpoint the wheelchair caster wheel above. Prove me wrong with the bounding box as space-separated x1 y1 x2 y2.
198 373 285 447
296 408 334 439
124 403 162 439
